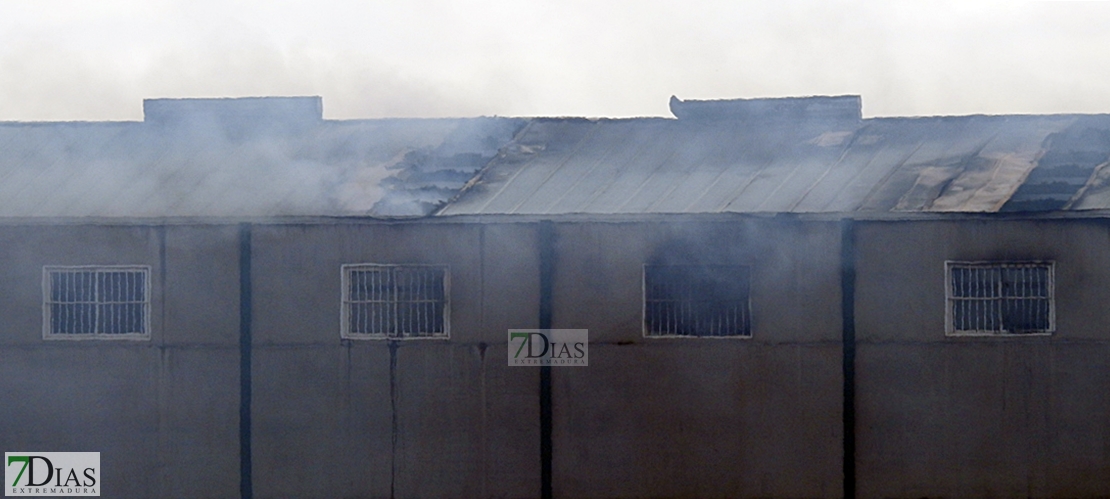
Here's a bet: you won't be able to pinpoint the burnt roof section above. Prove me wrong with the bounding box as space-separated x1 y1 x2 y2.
1002 120 1110 212
0 97 524 218
440 96 1110 216
6 95 1110 220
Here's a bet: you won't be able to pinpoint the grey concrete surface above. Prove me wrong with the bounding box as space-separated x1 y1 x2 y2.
3 218 1110 498
855 219 1110 498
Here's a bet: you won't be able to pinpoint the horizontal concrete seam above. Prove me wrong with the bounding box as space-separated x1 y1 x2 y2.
855 339 1110 345
245 340 847 348
0 344 241 350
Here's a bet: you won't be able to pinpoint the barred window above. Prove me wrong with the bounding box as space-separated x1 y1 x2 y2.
945 261 1054 335
341 264 449 339
644 264 751 338
43 266 150 339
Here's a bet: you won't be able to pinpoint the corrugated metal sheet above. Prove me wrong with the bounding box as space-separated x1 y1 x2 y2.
441 110 1110 216
7 96 1110 219
0 98 523 218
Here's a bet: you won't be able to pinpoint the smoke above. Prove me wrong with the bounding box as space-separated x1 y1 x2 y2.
0 41 522 121
0 96 524 217
2 0 1110 121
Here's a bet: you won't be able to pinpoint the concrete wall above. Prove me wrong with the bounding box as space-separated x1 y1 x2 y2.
855 219 1110 498
250 222 540 498
246 219 844 498
7 217 1110 498
1 219 844 498
0 225 241 498
548 220 844 498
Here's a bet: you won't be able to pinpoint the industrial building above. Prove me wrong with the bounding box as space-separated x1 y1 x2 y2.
3 95 1110 498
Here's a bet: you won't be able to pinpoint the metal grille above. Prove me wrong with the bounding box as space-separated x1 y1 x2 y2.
44 267 149 337
343 265 448 339
644 265 751 337
946 262 1054 334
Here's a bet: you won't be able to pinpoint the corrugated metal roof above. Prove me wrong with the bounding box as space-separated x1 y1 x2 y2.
439 103 1110 216
7 95 1110 220
0 97 524 218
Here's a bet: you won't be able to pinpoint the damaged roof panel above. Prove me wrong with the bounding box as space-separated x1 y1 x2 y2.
441 99 1110 216
0 98 524 218
6 95 1110 220
1006 117 1110 211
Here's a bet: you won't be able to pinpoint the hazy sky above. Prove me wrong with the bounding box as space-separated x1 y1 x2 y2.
2 0 1109 121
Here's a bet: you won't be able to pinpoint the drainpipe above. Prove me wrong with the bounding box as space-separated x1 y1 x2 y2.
239 223 253 499
841 219 856 499
538 220 555 499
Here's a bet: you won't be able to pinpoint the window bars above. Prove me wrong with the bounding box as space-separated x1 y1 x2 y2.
946 261 1054 335
644 264 751 338
43 266 150 339
342 264 449 339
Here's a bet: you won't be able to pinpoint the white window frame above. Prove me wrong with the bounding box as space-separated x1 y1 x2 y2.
642 264 752 339
42 265 152 341
945 260 1055 336
341 264 450 340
